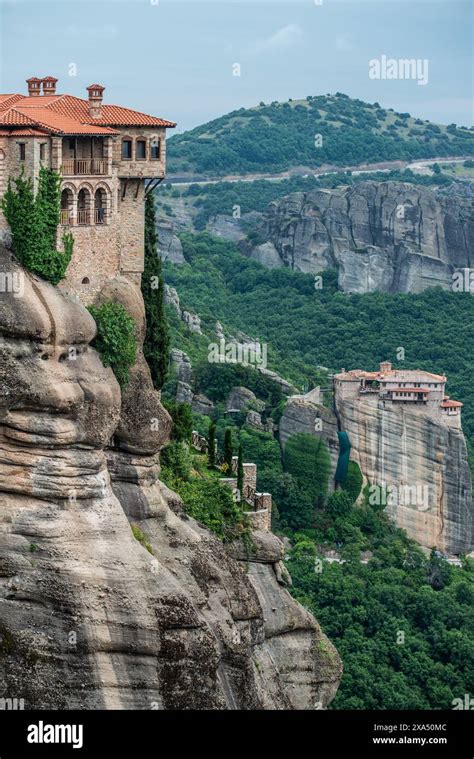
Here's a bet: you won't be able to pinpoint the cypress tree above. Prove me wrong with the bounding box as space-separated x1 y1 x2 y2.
237 443 244 497
224 428 233 473
142 192 170 389
208 421 216 468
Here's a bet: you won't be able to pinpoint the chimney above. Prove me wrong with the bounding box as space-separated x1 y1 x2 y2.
380 361 392 374
26 77 42 97
42 76 58 96
86 84 105 119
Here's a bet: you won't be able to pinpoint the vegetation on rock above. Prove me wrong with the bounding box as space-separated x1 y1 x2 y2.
1 167 73 284
88 302 137 388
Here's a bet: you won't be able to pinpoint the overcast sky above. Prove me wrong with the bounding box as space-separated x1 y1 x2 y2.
0 0 472 133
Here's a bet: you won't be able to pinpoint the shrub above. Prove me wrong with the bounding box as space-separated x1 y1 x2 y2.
178 478 246 541
1 167 73 284
341 460 363 503
88 302 137 387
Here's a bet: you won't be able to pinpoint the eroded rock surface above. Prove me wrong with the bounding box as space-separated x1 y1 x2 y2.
0 247 341 709
252 181 474 293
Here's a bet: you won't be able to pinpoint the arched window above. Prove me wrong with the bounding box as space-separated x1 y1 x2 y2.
150 137 160 160
94 188 106 224
60 188 73 225
77 188 92 225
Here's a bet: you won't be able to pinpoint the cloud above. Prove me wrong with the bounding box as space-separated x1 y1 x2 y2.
251 24 303 55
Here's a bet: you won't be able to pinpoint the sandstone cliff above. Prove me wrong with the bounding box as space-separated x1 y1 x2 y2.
279 388 473 554
335 394 473 554
251 181 474 293
0 246 341 709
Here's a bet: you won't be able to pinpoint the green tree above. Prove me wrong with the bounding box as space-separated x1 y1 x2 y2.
164 400 193 443
142 193 170 389
223 427 233 473
208 420 216 468
237 443 244 495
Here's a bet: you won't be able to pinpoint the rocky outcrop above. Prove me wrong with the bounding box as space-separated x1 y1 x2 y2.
0 246 341 708
335 394 473 554
157 221 185 264
226 386 265 414
164 284 202 334
252 181 474 293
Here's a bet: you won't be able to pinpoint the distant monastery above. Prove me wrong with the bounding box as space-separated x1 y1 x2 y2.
334 361 463 428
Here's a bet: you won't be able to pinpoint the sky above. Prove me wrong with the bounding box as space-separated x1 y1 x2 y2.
0 0 472 133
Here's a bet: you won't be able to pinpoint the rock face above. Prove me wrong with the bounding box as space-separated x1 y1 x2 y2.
0 246 341 709
335 393 473 554
157 222 185 264
253 182 474 293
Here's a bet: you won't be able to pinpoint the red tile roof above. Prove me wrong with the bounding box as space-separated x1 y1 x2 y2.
441 399 463 408
0 128 50 136
0 94 24 110
0 89 176 135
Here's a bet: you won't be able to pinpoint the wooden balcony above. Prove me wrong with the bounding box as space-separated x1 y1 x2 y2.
94 208 105 224
61 159 108 176
60 209 72 225
77 210 91 226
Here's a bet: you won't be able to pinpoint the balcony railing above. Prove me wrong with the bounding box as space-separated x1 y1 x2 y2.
61 159 108 176
77 209 91 226
60 209 72 225
94 208 105 224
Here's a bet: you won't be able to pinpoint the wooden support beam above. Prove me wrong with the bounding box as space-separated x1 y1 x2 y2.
135 179 140 199
121 179 128 199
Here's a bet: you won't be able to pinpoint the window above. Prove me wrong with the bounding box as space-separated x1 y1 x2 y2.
69 138 75 151
19 143 26 161
39 143 46 161
136 140 146 160
150 137 160 160
122 139 132 160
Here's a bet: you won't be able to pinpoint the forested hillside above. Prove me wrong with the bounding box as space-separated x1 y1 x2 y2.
161 230 474 709
167 93 474 177
163 233 474 468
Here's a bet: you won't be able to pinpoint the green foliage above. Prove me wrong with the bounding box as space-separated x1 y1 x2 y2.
287 523 474 709
88 302 137 388
326 490 354 518
284 433 331 509
223 427 233 472
177 478 247 541
142 193 170 389
193 360 283 407
164 232 474 471
237 443 244 494
164 400 193 443
131 524 154 555
160 441 193 482
167 93 473 177
208 420 216 467
1 167 73 284
340 460 363 503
